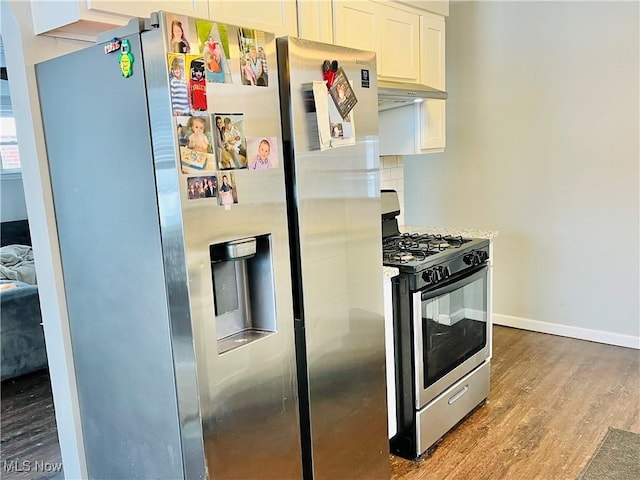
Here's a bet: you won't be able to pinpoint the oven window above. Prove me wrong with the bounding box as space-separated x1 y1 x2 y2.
421 275 487 387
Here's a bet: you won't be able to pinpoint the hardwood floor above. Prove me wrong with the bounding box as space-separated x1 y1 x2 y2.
391 326 640 480
1 370 63 479
1 326 638 479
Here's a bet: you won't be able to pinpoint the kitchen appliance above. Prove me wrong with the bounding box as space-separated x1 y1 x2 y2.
277 36 389 479
35 12 387 479
381 190 491 460
377 79 447 112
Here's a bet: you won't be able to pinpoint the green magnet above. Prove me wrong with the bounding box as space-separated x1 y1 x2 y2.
118 40 134 78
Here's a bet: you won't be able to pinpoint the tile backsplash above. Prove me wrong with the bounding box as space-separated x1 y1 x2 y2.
380 155 404 226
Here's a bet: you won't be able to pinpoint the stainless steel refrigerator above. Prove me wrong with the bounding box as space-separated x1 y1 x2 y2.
36 12 387 480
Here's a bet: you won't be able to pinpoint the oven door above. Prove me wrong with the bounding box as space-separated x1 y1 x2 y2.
413 266 489 409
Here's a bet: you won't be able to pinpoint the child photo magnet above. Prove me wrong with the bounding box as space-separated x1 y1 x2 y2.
329 67 357 120
196 20 233 84
167 15 192 54
212 113 247 170
187 175 218 200
187 55 207 112
237 28 269 87
177 116 216 174
217 172 238 207
247 137 278 170
168 54 189 116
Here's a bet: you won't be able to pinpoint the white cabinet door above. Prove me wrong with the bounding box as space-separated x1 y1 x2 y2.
333 1 379 54
32 0 209 40
391 0 449 17
209 0 297 36
334 1 420 82
421 13 445 89
419 13 446 151
297 0 333 43
88 0 209 19
377 3 420 83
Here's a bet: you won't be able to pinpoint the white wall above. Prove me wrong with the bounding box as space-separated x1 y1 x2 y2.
405 1 639 344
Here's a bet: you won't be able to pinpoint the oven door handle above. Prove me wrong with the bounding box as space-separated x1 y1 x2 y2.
420 265 487 301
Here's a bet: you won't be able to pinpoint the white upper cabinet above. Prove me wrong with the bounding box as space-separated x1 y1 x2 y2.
31 0 297 41
391 1 449 17
379 9 448 154
297 0 333 43
88 1 208 21
333 1 379 54
377 4 420 83
421 13 445 90
209 0 297 37
334 1 420 83
31 0 209 41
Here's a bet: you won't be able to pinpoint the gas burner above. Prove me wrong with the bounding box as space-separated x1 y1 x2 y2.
385 252 416 263
383 236 441 264
382 233 475 269
400 233 467 249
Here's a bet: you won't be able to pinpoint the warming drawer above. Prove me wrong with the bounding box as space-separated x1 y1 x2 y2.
415 361 490 457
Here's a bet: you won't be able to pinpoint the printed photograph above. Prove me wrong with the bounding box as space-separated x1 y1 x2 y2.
212 113 247 170
329 67 358 120
196 20 232 84
176 116 217 173
177 116 216 173
247 137 278 170
330 123 344 139
187 175 218 200
237 28 269 87
217 172 238 206
186 116 214 154
180 148 216 174
168 54 189 116
167 15 192 54
186 55 207 112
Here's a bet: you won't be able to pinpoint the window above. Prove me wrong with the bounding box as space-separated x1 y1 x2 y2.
0 35 21 174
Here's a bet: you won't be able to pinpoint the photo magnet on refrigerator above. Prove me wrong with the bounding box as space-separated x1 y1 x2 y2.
329 67 357 120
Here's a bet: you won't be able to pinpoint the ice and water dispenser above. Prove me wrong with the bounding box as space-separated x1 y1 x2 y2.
210 234 277 354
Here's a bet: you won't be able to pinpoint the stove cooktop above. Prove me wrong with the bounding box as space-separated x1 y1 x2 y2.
383 233 467 261
382 232 489 274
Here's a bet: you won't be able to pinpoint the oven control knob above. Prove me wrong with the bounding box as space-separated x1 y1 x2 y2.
478 250 489 262
422 269 436 284
433 268 442 282
441 266 451 279
463 253 474 265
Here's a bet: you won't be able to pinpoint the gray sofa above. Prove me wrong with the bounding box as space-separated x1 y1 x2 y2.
1 220 47 381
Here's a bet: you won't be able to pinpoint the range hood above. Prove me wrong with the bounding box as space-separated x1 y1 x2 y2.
377 80 447 112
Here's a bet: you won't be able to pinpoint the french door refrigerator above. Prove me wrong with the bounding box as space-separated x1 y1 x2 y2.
36 11 387 480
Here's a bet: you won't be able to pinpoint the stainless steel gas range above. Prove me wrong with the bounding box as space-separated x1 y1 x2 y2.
382 190 491 460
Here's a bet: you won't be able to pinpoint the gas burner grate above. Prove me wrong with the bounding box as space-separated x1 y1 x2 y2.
382 233 471 266
399 233 468 249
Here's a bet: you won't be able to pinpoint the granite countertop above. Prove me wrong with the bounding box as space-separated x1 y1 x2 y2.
383 266 399 279
401 225 499 241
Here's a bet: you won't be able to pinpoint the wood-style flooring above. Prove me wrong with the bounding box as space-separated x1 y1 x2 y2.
1 326 638 480
1 370 63 479
391 326 640 480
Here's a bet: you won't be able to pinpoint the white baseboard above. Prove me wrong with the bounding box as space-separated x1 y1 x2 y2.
493 313 640 350
438 308 465 326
